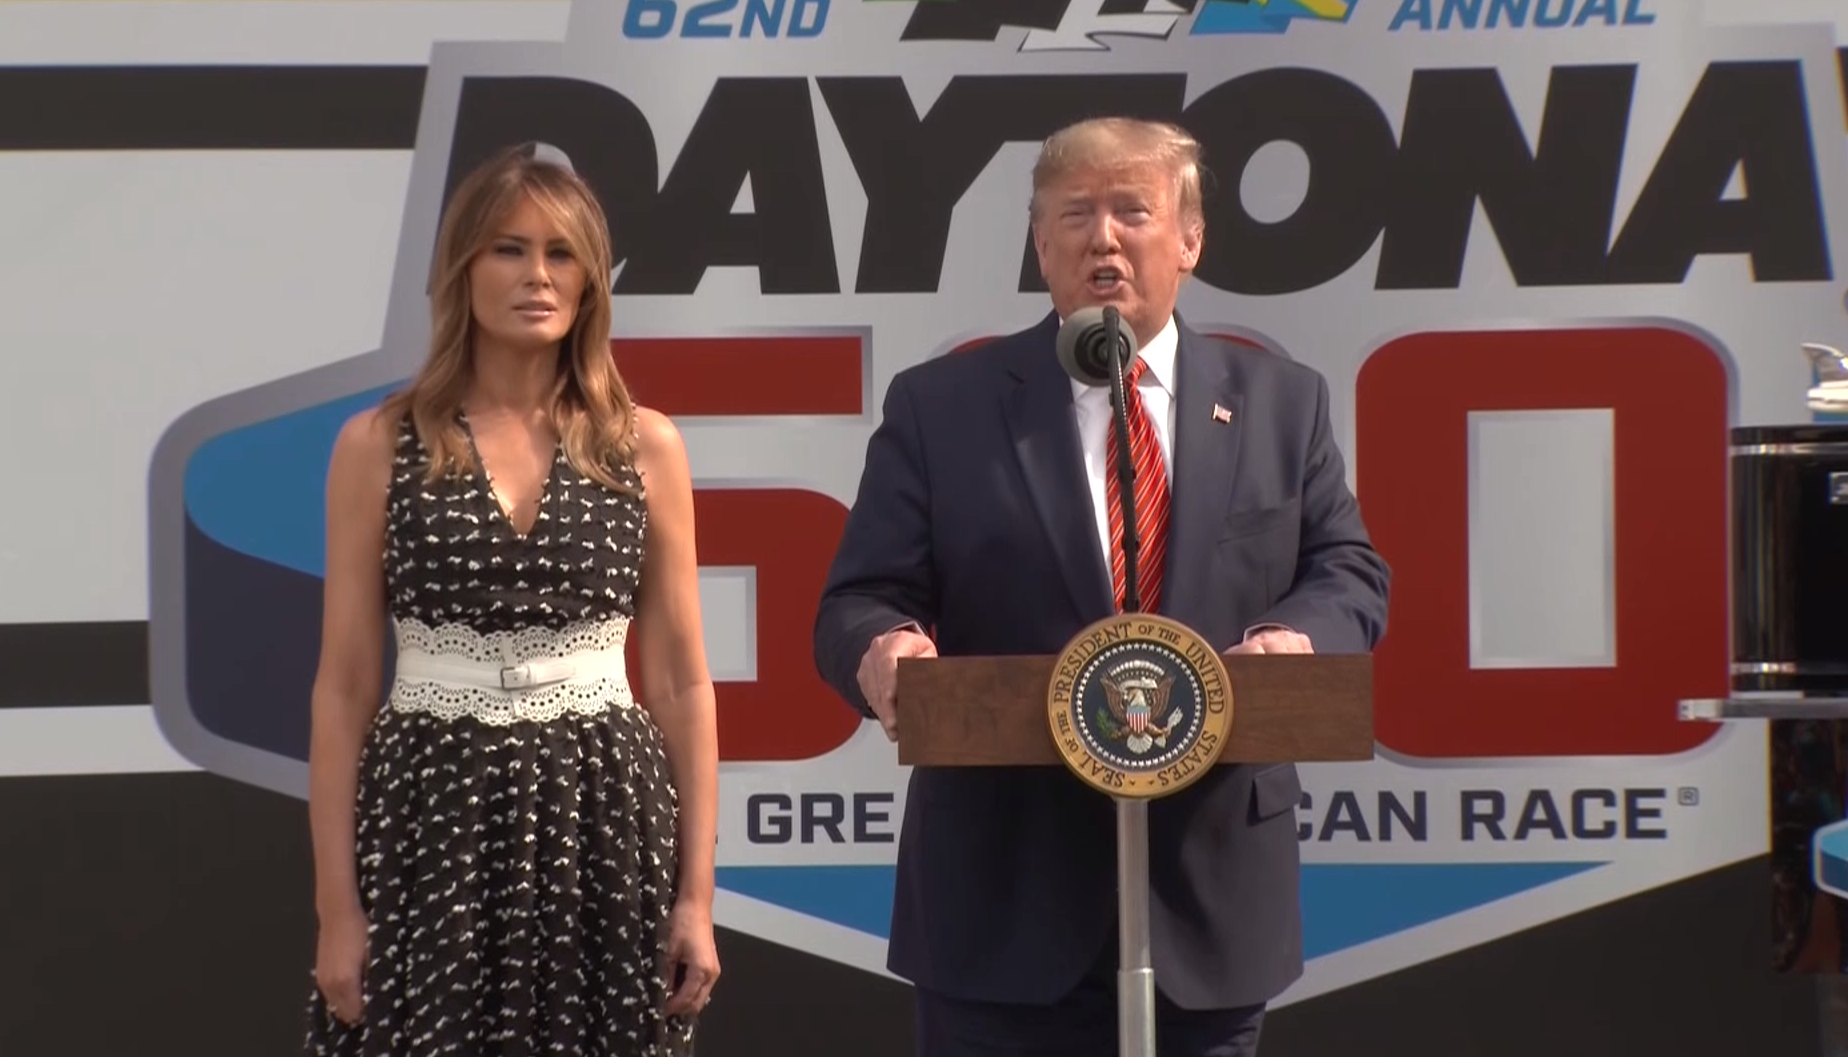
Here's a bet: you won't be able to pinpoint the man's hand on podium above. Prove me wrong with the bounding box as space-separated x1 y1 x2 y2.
858 625 938 742
1226 626 1314 655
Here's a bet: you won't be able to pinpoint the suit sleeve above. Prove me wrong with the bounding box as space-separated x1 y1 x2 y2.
812 370 938 718
1251 372 1391 654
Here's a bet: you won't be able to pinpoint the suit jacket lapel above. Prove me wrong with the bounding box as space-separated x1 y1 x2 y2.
1165 321 1243 622
1005 314 1114 622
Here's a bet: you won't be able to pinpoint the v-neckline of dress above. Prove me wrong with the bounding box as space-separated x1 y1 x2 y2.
458 409 559 542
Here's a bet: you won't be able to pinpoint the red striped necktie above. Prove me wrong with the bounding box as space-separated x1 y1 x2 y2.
1107 358 1171 614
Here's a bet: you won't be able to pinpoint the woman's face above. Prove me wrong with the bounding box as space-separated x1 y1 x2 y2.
468 195 587 354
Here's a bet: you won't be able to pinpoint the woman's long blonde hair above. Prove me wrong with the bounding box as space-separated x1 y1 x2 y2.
383 142 638 492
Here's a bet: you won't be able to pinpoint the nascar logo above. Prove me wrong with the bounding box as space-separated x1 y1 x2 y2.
884 0 1355 50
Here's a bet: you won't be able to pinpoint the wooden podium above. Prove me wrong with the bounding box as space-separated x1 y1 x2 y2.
893 634 1374 1057
895 651 1375 768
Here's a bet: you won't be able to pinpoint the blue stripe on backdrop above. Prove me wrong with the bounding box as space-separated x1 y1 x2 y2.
714 861 1605 959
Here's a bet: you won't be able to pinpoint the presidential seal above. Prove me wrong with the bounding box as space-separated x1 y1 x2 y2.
1046 613 1233 799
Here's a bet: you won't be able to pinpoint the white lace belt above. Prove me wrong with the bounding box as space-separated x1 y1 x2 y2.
394 647 628 691
386 616 634 725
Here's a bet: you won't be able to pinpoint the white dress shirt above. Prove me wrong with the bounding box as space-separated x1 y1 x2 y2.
1064 315 1292 644
1069 314 1178 580
880 312 1292 648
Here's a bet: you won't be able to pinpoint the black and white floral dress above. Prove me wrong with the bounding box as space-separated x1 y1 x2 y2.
307 412 691 1056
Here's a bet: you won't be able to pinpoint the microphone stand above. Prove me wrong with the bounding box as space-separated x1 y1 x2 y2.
1107 308 1141 616
1103 306 1155 1057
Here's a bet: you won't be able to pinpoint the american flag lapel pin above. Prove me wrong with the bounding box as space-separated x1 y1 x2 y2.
1211 403 1233 424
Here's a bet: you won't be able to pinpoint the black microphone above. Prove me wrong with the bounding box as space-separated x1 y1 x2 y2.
1055 305 1139 386
1055 306 1145 614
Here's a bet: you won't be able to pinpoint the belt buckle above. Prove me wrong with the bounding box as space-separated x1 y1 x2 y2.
499 663 531 690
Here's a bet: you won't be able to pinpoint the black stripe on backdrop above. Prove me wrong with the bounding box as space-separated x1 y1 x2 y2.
0 50 1844 152
0 621 147 708
0 66 426 150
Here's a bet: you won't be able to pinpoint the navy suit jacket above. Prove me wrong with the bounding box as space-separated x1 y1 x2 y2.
812 311 1391 1011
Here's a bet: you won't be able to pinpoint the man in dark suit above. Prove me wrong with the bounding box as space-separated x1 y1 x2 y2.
811 116 1391 1057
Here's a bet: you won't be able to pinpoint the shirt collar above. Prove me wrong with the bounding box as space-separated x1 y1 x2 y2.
1135 315 1178 395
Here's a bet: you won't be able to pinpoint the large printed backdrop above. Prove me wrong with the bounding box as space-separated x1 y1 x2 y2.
5 1 1848 1052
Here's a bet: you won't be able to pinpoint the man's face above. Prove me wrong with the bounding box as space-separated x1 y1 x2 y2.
1031 160 1203 350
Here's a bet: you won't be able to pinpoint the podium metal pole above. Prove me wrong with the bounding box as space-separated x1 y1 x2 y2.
1048 611 1230 1057
1117 797 1155 1057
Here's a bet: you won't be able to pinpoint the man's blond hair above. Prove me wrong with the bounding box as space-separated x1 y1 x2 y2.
1029 117 1206 229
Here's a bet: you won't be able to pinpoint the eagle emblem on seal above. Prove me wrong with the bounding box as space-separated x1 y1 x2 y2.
1097 659 1185 755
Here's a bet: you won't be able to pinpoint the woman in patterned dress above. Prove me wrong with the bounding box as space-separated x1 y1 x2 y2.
303 143 720 1055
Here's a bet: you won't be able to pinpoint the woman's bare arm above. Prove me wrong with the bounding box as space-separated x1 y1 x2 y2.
307 408 393 922
632 407 719 914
